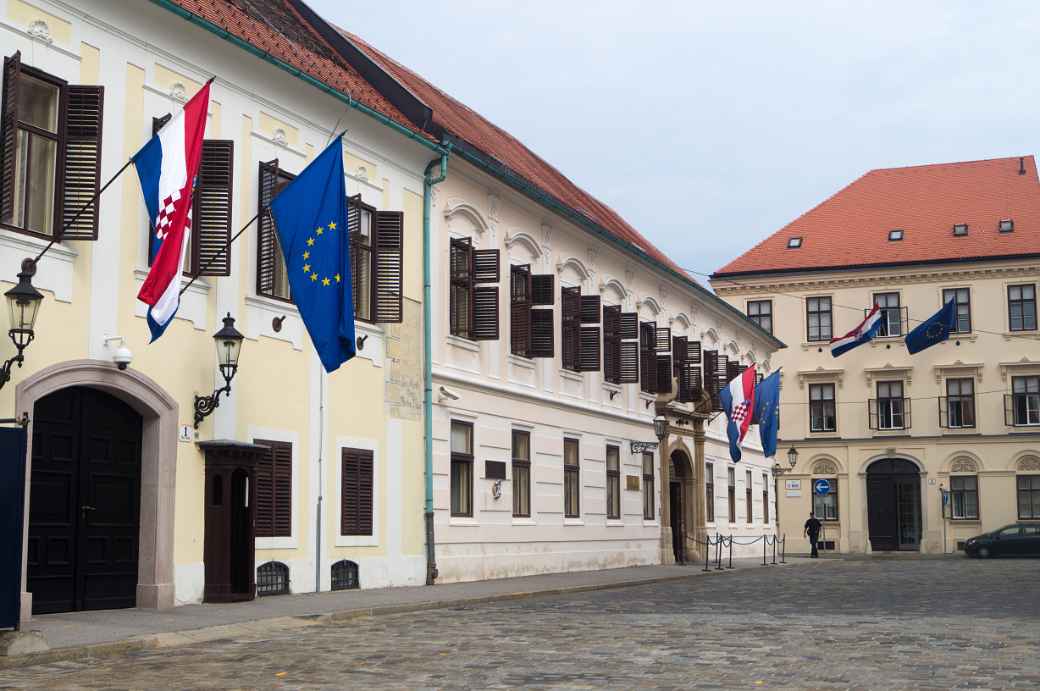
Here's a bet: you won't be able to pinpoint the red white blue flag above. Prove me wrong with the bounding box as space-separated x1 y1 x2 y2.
133 80 211 341
830 304 883 358
719 364 757 462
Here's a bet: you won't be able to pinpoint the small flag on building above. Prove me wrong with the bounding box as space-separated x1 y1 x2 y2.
753 369 781 459
905 298 957 355
720 364 757 462
134 80 212 341
829 304 883 358
269 134 356 372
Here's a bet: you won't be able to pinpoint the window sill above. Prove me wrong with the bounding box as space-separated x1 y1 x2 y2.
1005 331 1040 340
133 267 210 331
335 534 378 547
949 519 981 525
563 517 584 526
512 517 536 526
0 229 77 302
560 369 583 383
808 430 839 437
449 516 479 527
606 519 624 527
801 341 832 351
642 519 660 527
507 353 536 371
257 536 297 550
447 334 480 352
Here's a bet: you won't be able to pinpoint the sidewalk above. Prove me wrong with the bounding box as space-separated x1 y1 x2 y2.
2 557 800 667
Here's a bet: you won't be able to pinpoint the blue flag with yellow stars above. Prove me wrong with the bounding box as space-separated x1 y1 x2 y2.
904 298 957 355
269 135 355 372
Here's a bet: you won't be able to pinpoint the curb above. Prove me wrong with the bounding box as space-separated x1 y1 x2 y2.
0 561 802 671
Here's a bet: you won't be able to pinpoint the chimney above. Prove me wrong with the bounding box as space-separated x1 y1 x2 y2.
1019 157 1026 175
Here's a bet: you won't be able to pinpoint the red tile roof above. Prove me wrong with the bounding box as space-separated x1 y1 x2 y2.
339 29 684 275
166 1 686 277
714 156 1040 277
166 0 425 139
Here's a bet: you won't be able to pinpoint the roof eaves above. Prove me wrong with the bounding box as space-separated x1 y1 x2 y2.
711 251 1040 281
448 135 785 351
150 0 445 155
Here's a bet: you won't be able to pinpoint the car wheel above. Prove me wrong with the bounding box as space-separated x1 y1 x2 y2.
977 546 990 558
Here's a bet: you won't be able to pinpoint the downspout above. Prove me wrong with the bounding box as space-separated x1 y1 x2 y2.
423 148 450 585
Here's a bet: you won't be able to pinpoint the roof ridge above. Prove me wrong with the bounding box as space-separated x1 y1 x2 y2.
866 154 1034 175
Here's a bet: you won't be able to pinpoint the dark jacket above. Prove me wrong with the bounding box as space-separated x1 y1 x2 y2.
804 517 822 537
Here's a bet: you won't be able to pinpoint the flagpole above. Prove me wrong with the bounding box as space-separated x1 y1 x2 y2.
31 157 136 266
179 209 262 296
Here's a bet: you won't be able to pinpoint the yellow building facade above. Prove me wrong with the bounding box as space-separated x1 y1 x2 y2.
713 157 1040 555
0 0 434 623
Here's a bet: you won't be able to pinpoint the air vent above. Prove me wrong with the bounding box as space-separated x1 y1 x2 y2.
888 229 904 241
952 223 968 236
999 219 1014 233
787 237 803 248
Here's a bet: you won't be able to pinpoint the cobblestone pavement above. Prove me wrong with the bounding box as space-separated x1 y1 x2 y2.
3 558 1040 689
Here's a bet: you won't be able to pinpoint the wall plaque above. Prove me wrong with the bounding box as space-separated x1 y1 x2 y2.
626 475 640 491
484 460 507 480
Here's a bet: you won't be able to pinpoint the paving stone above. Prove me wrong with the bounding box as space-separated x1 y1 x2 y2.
2 558 1039 688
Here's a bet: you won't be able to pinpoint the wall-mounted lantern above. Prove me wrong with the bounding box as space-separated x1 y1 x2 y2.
1 259 44 391
194 313 244 429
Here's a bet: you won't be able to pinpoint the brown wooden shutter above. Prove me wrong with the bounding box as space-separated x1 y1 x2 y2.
713 354 729 411
471 249 500 340
686 340 702 365
256 160 280 297
60 85 104 240
530 308 554 358
655 327 672 393
193 139 234 276
254 439 293 538
703 350 719 410
672 335 687 377
373 210 403 322
0 52 21 225
449 237 472 338
619 312 638 340
341 448 374 536
561 286 581 371
531 274 554 306
578 326 601 372
639 322 657 394
510 264 532 357
727 360 741 382
620 341 639 383
580 295 601 324
603 305 621 384
678 360 703 403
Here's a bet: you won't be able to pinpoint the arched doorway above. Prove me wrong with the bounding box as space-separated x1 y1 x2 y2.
866 458 921 551
28 387 143 613
669 450 693 563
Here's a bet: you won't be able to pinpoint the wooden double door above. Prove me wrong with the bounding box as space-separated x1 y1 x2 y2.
28 387 142 614
866 459 921 552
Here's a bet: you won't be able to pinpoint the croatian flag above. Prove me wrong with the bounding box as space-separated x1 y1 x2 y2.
830 304 883 358
719 364 757 462
134 80 211 341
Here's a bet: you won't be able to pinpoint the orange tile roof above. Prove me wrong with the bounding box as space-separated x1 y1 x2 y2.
714 156 1040 277
166 0 425 139
339 29 685 275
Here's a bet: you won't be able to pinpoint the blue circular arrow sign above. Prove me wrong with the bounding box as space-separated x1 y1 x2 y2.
813 479 831 495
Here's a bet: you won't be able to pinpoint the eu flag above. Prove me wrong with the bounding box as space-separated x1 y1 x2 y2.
269 135 356 372
904 298 957 355
753 370 781 458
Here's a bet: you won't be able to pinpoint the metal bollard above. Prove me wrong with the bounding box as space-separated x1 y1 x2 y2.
762 535 768 566
702 537 711 572
780 535 786 564
715 535 724 570
727 536 734 569
772 536 778 565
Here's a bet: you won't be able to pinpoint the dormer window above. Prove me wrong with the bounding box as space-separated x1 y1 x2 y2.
952 223 968 236
999 218 1014 233
787 237 802 248
888 229 904 241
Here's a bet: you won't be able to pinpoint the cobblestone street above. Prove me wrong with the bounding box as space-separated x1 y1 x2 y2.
3 558 1040 689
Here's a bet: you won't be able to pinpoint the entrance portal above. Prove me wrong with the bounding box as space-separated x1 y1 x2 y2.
669 450 693 564
866 458 921 551
28 387 143 614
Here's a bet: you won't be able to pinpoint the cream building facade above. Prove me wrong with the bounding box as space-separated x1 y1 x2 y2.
713 157 1040 555
0 0 436 623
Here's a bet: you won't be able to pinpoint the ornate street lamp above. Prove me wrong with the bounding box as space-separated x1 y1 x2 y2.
787 446 799 470
1 259 44 391
653 414 668 441
194 313 244 429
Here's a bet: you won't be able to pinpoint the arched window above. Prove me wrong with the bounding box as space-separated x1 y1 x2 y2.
949 458 979 520
1017 456 1040 520
257 561 289 596
331 560 360 591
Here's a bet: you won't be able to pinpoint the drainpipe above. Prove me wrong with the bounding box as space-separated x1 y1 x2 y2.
423 148 450 585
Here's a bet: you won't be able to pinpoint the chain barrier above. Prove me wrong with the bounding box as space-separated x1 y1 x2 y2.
692 533 787 570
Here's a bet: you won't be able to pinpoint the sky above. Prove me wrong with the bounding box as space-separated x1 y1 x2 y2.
310 0 1040 278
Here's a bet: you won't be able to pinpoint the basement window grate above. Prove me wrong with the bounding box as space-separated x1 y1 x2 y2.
331 560 360 591
257 561 290 596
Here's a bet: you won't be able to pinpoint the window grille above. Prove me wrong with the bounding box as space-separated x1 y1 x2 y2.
331 560 359 591
257 561 289 596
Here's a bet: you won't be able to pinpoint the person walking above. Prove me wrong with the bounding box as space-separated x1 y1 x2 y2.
804 512 822 558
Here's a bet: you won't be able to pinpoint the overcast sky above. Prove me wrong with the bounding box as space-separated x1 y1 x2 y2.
311 1 1039 278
